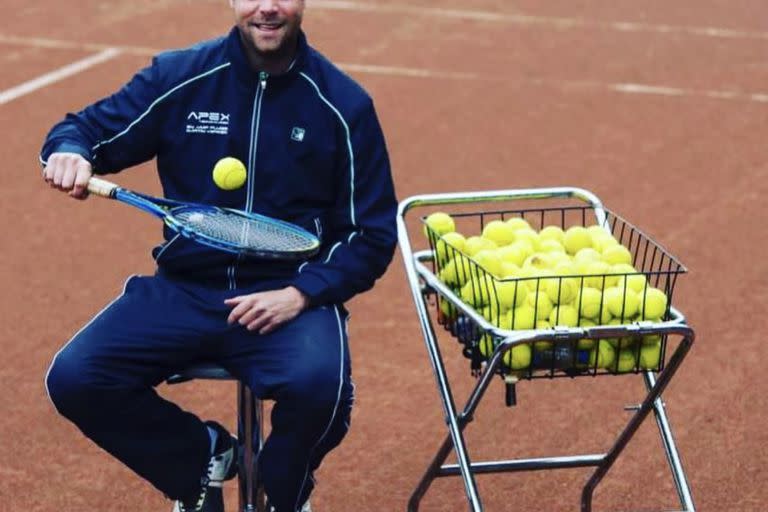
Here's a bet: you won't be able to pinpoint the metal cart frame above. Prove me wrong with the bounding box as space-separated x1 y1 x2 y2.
397 187 696 512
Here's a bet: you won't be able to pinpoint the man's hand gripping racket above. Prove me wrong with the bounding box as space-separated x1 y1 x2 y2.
87 176 320 260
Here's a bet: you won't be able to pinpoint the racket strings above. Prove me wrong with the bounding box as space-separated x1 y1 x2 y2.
174 209 317 253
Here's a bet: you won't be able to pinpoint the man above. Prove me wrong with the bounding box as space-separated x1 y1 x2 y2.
40 1 398 511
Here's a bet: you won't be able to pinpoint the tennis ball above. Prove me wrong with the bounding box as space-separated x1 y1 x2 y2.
464 236 497 257
573 247 602 264
615 349 638 373
508 305 537 330
482 220 516 246
439 256 473 287
500 261 521 278
602 244 633 266
514 228 540 251
526 290 554 321
495 280 528 309
539 225 565 244
482 305 506 325
609 263 646 294
538 239 566 253
473 249 503 277
522 267 553 294
595 299 614 325
563 226 592 255
639 287 668 320
588 340 616 369
434 232 466 266
460 275 495 307
478 334 495 357
438 298 457 321
583 260 612 289
591 233 619 252
545 276 578 304
505 217 532 232
576 287 603 320
603 286 640 320
641 333 662 347
549 304 579 327
504 343 532 370
639 341 662 370
497 242 530 268
212 157 247 190
586 224 610 237
523 253 555 271
577 318 597 349
423 212 455 239
586 225 616 250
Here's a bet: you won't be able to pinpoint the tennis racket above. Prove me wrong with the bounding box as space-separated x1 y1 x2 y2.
87 176 320 260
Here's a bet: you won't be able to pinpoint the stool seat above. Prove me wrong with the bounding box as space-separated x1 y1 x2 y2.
167 363 234 384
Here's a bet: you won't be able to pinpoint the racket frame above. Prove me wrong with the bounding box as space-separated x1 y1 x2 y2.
87 177 320 259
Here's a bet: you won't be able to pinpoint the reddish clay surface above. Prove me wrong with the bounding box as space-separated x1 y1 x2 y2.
2 1 767 511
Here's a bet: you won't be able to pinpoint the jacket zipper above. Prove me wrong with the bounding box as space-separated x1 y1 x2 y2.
227 71 268 290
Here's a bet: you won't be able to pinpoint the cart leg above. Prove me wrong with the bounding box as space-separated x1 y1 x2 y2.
644 371 696 511
408 342 509 512
408 429 460 512
408 311 485 511
581 333 693 512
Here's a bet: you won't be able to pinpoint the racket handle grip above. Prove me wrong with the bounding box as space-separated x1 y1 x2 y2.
87 176 118 198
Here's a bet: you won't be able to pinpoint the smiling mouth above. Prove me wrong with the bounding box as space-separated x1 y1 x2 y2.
252 22 284 32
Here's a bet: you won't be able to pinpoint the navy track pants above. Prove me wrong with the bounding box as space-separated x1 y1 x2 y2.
45 274 353 512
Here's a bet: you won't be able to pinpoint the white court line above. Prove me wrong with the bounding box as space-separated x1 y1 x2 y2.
0 35 767 105
339 63 479 81
342 63 768 104
0 47 120 105
311 0 768 41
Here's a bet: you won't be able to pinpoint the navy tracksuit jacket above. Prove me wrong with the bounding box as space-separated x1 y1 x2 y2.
41 28 397 511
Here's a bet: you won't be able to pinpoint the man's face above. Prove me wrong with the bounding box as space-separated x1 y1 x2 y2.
230 0 305 56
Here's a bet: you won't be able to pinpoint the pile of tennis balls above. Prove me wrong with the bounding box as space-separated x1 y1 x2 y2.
424 212 667 374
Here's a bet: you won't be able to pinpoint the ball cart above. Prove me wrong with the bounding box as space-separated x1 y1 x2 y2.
397 187 696 512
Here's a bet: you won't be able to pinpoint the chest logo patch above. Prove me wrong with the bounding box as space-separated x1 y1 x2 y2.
291 127 306 142
186 111 230 135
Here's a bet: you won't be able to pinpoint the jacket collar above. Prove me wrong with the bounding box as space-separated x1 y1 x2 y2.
226 26 308 86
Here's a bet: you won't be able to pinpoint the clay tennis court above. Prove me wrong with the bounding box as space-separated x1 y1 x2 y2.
2 1 767 510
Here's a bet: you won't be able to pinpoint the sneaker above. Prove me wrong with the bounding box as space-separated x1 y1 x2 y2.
301 501 313 512
266 500 312 512
172 421 238 512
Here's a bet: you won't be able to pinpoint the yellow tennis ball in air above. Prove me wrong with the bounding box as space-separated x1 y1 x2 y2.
212 157 247 190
